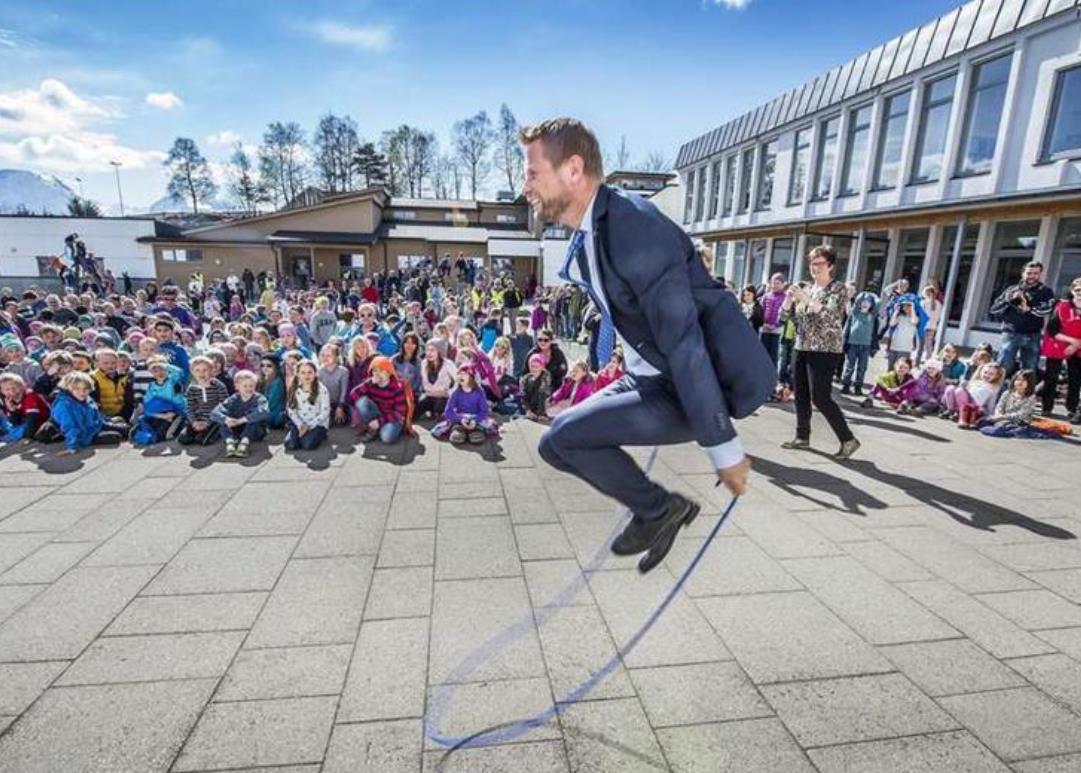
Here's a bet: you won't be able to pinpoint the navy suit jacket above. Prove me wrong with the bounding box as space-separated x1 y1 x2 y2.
590 184 776 446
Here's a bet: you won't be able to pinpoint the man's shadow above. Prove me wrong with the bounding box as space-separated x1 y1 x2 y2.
750 454 889 515
846 416 952 443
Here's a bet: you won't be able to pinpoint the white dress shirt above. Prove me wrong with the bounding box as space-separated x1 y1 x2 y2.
570 191 744 470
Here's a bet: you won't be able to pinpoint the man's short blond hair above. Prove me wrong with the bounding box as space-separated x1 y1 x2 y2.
519 118 604 179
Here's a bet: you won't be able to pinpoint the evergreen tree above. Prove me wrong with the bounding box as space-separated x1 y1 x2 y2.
351 142 388 189
164 137 218 214
67 196 102 217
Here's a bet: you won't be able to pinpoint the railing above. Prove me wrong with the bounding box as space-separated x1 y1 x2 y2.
0 276 157 294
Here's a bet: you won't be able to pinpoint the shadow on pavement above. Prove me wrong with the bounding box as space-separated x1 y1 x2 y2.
847 415 952 443
750 454 889 516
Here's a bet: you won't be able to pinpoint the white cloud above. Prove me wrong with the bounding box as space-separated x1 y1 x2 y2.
206 130 241 147
0 78 164 172
710 0 752 8
306 20 391 52
145 91 183 110
0 28 18 48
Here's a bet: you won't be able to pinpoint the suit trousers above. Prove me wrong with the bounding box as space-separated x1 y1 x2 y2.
538 374 697 521
793 350 854 444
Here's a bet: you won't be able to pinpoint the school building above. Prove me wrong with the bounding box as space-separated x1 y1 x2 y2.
676 0 1081 347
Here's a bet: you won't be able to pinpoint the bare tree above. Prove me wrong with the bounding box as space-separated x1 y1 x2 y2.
258 121 307 207
313 113 360 193
432 154 459 199
639 151 671 172
164 137 217 214
228 142 263 215
493 103 523 195
452 110 495 199
615 135 632 170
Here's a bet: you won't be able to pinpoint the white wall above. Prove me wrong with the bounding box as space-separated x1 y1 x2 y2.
540 238 571 287
0 216 158 279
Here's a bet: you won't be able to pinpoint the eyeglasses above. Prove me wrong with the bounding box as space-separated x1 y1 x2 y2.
538 337 551 343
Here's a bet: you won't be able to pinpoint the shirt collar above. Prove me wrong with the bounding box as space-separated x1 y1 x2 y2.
578 189 599 237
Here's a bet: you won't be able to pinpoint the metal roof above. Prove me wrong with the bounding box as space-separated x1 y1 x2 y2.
676 0 1080 169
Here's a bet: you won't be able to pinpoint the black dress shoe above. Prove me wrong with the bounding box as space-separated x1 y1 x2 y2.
611 494 701 558
634 495 702 574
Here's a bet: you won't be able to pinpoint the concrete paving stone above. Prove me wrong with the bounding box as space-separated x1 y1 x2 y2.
513 524 575 561
61 459 170 494
696 591 891 684
523 559 595 609
668 536 804 598
498 468 547 491
197 505 317 538
436 517 521 580
975 589 1081 630
1037 627 1081 660
387 495 437 530
629 661 772 728
843 539 935 583
295 495 390 557
219 481 332 514
1027 568 1081 604
0 487 53 520
143 535 296 595
438 453 500 483
57 630 245 686
324 719 422 773
0 678 216 773
1008 654 1081 714
437 497 508 519
782 555 958 645
429 577 545 684
656 717 816 773
106 591 267 635
0 564 158 661
559 511 626 567
505 490 561 525
938 687 1081 761
793 510 874 544
880 639 1027 696
1013 753 1081 773
175 461 258 490
978 542 1081 572
761 673 959 748
0 534 51 575
248 463 342 482
0 585 43 625
538 604 636 702
0 541 95 585
0 717 10 735
900 581 1056 659
546 482 615 514
208 767 319 773
425 677 560 749
560 697 666 773
0 662 67 715
115 477 182 501
439 480 504 500
808 729 1011 773
246 556 373 648
377 529 435 568
173 695 338 771
217 644 352 701
335 458 402 487
364 565 432 620
876 527 1036 594
731 507 843 559
0 493 111 533
397 470 439 492
50 497 160 543
588 569 731 669
82 507 217 567
338 617 429 722
422 739 568 773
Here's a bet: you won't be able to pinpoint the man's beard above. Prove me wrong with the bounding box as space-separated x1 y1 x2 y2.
530 191 572 230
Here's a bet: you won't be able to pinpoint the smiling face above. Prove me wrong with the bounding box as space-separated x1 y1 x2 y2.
1 379 23 403
297 362 317 386
523 141 577 225
895 359 911 378
191 361 211 383
371 369 390 387
236 377 256 399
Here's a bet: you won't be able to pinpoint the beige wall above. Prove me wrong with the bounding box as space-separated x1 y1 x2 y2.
478 205 528 226
154 243 276 284
189 198 381 242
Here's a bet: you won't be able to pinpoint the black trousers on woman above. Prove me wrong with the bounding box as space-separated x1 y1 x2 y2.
793 350 854 443
1042 357 1081 415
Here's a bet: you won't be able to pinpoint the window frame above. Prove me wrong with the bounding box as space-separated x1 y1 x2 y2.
694 164 708 222
707 159 722 219
788 127 812 206
738 147 756 214
811 115 841 202
954 50 1013 178
871 88 912 191
683 168 696 224
839 103 874 197
910 72 959 185
721 155 737 216
1040 62 1081 163
755 138 779 211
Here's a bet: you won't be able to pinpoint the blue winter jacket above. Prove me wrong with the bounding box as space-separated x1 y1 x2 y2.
50 389 105 450
143 364 188 415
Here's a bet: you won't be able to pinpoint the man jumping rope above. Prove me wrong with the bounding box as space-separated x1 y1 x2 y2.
523 118 775 573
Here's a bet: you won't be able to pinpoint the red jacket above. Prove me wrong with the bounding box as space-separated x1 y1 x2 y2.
1041 300 1081 360
361 286 380 304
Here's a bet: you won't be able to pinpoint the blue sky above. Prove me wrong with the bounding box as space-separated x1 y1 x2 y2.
0 0 965 210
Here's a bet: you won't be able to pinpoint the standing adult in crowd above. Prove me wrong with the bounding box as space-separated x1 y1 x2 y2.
781 245 860 459
989 260 1056 376
1040 276 1081 423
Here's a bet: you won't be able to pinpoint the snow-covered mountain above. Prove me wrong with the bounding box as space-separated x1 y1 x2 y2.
0 169 76 215
146 192 233 214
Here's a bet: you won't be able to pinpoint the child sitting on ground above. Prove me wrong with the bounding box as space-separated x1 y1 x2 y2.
510 317 534 378
432 364 499 444
38 371 123 454
179 356 228 446
521 353 552 422
131 356 187 445
938 344 966 384
0 373 49 443
33 351 73 400
865 356 915 409
350 356 411 444
416 342 456 420
979 369 1040 437
897 359 947 416
490 337 516 393
316 344 350 426
2 338 43 386
594 350 625 392
257 356 286 429
90 349 134 426
210 369 270 458
548 359 596 417
941 360 1005 428
285 360 331 451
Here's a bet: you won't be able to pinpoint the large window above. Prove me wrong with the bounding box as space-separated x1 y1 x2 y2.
812 117 840 200
898 229 930 290
873 90 910 189
840 105 873 196
683 169 695 224
707 160 722 219
711 241 729 278
1051 218 1081 300
756 140 778 210
788 129 811 205
982 220 1041 323
694 165 707 222
1042 65 1081 162
161 249 203 262
912 74 958 184
722 156 737 216
769 237 795 281
857 232 890 293
747 239 768 287
956 53 1012 176
738 148 755 213
936 225 979 324
730 240 747 285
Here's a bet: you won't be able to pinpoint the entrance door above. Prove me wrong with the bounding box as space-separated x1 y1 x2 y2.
291 255 312 289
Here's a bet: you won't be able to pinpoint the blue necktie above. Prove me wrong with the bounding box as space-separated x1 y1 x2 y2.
559 230 616 365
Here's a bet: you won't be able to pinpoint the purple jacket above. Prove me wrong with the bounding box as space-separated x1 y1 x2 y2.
761 290 787 331
897 371 946 405
443 386 490 424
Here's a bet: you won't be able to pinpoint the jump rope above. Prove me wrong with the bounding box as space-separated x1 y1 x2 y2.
424 447 740 752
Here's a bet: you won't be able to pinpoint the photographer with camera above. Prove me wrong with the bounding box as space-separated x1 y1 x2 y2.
989 261 1055 376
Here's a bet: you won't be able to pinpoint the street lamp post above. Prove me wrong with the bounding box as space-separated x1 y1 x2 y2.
109 160 125 216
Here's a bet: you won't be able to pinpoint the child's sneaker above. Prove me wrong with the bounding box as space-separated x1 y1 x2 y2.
236 438 250 458
467 430 486 445
449 428 466 444
224 438 237 457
